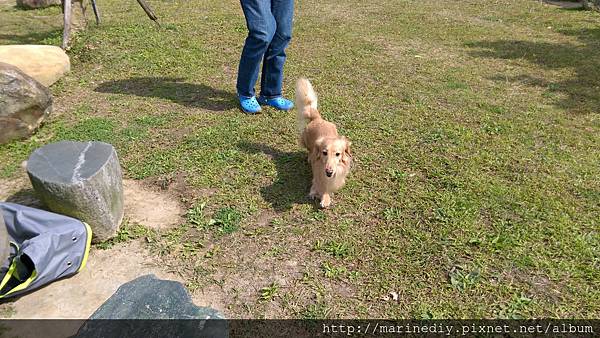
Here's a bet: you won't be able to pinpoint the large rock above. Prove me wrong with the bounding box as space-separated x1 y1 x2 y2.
582 0 600 11
0 62 52 144
16 0 61 9
76 274 226 338
0 45 70 87
26 141 124 242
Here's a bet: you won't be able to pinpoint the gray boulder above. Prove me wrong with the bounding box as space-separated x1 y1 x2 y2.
26 141 124 242
582 0 600 11
0 62 52 144
16 0 61 9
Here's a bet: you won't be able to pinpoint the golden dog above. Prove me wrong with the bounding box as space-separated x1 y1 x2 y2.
296 78 352 208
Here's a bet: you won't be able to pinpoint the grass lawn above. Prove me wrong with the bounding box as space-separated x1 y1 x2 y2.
0 0 598 318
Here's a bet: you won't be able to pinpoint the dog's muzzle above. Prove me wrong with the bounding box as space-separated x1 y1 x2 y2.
325 169 334 177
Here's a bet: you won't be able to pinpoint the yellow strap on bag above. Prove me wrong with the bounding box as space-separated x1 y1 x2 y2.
0 258 38 299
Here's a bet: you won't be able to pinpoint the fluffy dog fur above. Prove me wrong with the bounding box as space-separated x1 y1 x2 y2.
296 78 352 208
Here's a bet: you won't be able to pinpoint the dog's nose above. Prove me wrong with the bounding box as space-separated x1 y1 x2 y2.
325 169 334 177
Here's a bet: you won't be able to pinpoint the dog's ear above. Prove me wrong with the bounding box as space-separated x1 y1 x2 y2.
342 137 352 165
312 138 325 161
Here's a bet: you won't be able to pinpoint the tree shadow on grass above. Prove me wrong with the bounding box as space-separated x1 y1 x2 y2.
95 77 237 111
237 141 316 212
465 27 600 114
0 29 62 45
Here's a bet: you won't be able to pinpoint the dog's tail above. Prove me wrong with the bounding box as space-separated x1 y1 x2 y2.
296 78 320 132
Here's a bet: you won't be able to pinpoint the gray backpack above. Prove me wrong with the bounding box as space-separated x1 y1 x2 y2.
0 202 92 298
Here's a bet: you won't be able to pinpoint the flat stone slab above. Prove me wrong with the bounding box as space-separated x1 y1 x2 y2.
90 274 224 319
76 274 227 338
0 45 70 87
27 141 124 242
2 241 211 319
0 241 221 338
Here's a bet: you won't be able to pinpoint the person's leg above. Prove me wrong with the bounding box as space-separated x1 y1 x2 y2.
259 0 294 100
236 0 276 99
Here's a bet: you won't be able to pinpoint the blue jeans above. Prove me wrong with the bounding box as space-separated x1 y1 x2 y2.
236 0 294 98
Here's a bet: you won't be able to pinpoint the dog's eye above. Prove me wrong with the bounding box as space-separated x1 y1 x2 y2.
335 152 341 157
322 151 328 156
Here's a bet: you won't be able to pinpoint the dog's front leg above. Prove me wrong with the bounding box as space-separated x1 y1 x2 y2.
320 193 331 208
308 176 319 199
309 182 318 199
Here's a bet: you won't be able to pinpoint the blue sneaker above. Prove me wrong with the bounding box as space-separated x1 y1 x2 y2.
239 95 262 114
257 96 294 111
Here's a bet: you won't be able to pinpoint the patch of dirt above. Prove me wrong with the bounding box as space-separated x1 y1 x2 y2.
3 187 44 209
0 240 221 337
2 177 185 231
0 175 29 201
0 173 45 209
3 240 182 319
149 171 217 207
178 208 361 318
0 178 210 324
193 240 307 318
123 179 183 230
496 267 565 309
255 210 276 227
197 249 359 318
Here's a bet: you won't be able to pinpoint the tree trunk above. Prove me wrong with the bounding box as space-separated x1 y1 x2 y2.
61 0 71 49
